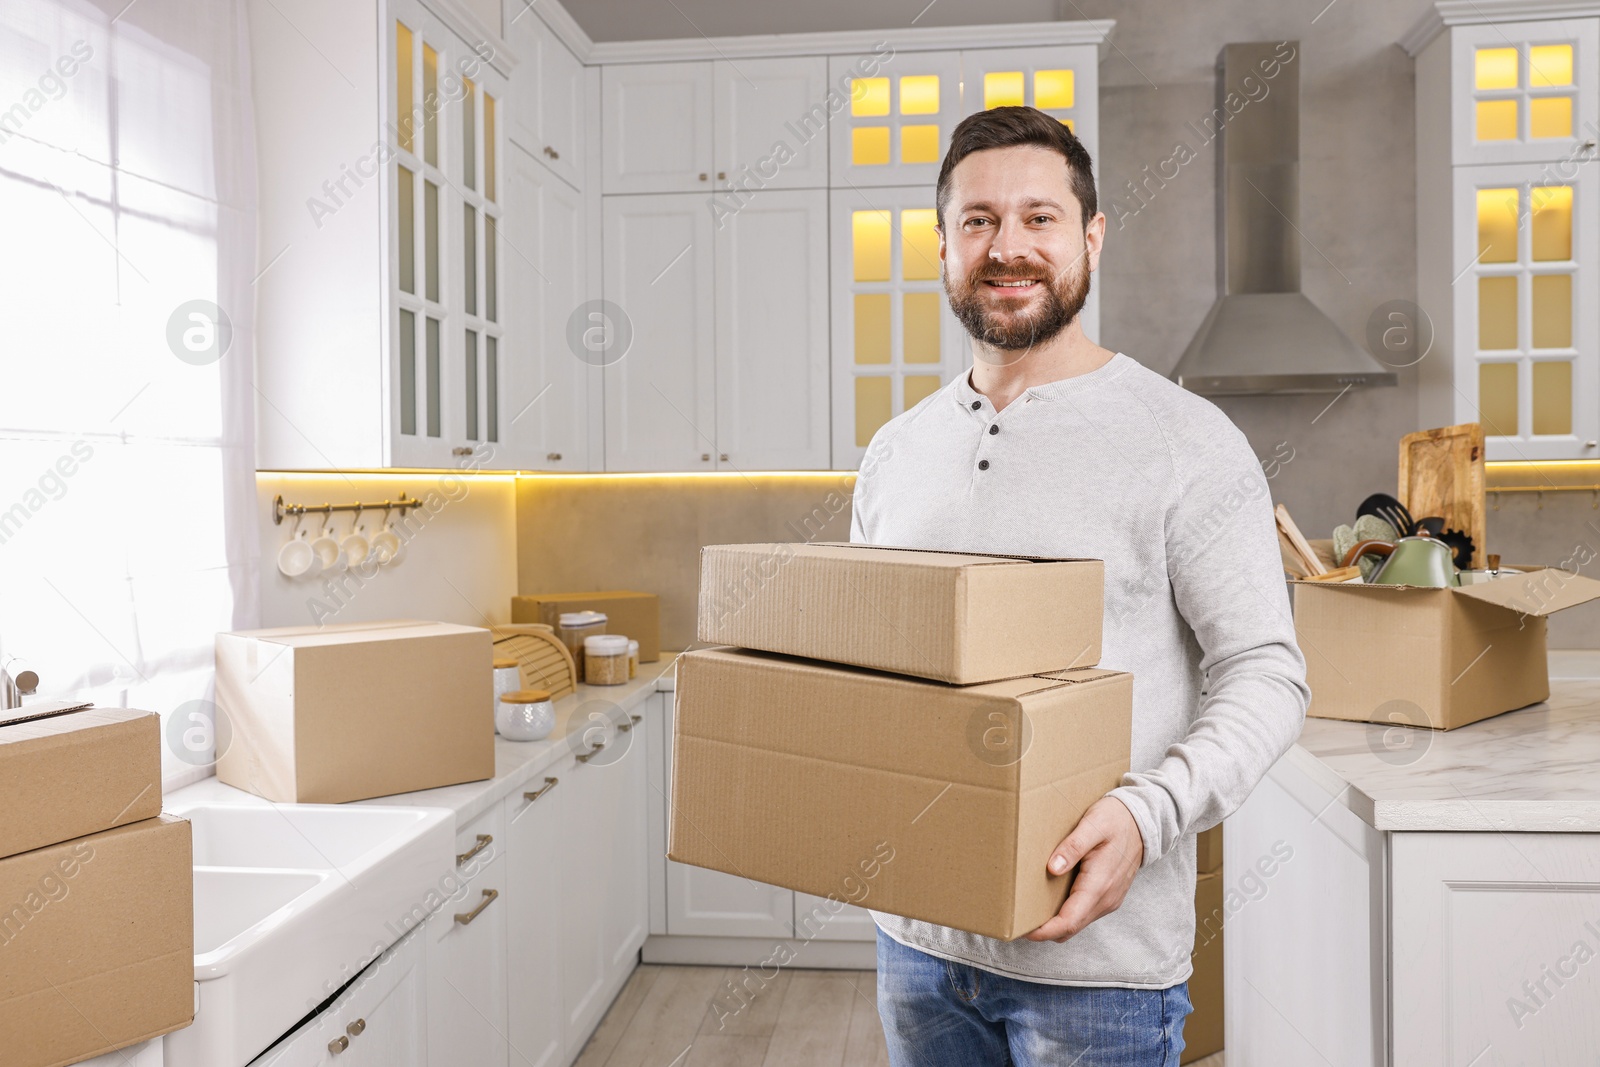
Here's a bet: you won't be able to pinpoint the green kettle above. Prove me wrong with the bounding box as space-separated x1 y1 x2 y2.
1368 534 1460 588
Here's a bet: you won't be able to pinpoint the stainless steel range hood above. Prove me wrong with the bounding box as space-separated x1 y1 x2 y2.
1171 41 1397 396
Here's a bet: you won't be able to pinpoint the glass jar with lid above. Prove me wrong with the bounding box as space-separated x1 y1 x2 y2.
584 634 630 686
556 611 607 681
496 689 555 741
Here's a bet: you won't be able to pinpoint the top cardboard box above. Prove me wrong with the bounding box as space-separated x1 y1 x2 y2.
0 706 162 861
697 542 1104 684
1293 565 1600 730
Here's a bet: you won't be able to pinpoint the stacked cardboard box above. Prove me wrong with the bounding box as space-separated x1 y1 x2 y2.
0 705 193 1066
672 542 1133 941
1182 825 1224 1064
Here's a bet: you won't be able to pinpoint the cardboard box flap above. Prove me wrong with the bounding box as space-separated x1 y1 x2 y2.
1450 567 1600 616
806 541 1095 566
0 700 94 728
1036 667 1129 685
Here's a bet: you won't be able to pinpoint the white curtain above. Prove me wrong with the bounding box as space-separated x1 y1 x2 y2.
0 0 260 788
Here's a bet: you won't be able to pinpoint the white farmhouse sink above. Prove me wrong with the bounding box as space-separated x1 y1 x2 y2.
163 801 453 1067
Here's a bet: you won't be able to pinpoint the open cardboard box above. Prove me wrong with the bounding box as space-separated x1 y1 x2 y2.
668 647 1131 940
1293 565 1600 729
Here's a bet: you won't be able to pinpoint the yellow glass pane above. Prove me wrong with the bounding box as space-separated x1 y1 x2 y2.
1479 275 1518 349
1532 273 1572 348
1477 187 1520 263
852 126 890 166
852 210 891 282
1475 47 1519 89
1533 361 1573 434
1530 44 1574 87
1477 99 1518 141
1478 362 1519 436
423 43 438 167
1035 69 1075 109
856 377 892 447
852 77 889 116
901 124 940 164
901 208 940 281
984 71 1025 109
1530 95 1573 138
1532 186 1573 261
1062 118 1075 133
396 21 414 155
903 292 941 363
904 374 942 409
854 294 890 365
900 75 940 115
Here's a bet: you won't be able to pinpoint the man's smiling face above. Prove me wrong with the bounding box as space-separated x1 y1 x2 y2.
938 144 1104 357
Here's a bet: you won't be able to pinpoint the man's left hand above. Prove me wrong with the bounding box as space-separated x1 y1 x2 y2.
1024 796 1145 943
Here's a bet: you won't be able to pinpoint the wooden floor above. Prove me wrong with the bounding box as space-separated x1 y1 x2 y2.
571 963 1226 1067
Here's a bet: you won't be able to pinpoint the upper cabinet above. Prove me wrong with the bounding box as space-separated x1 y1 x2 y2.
601 62 717 193
506 3 587 189
713 56 831 190
1450 18 1599 165
828 50 962 187
960 46 1099 163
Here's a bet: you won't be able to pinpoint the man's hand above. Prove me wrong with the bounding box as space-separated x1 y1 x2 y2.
1024 796 1144 943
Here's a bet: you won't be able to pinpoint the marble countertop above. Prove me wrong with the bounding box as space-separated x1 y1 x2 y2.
1291 651 1600 832
169 654 681 827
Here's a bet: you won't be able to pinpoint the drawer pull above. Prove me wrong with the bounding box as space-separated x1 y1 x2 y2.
524 776 559 801
617 721 632 733
456 833 492 866
455 887 499 925
329 1035 349 1054
631 714 642 724
347 1018 366 1037
576 740 606 763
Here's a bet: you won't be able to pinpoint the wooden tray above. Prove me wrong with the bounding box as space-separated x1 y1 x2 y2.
1399 423 1486 568
491 623 577 700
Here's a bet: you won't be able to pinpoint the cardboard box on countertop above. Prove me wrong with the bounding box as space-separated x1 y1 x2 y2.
668 647 1132 941
1293 566 1600 730
0 706 161 861
512 591 661 662
697 542 1104 684
215 619 494 803
1182 868 1225 1064
0 815 193 1067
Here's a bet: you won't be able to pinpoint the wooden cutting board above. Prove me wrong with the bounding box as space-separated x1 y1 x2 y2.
1398 423 1486 568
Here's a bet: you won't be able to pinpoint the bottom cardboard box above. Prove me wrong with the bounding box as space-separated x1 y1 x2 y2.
1182 868 1224 1064
669 647 1132 941
0 815 194 1067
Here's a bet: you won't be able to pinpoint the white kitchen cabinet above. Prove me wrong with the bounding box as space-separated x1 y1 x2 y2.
602 62 717 193
504 143 596 470
505 0 586 190
827 50 962 188
426 806 509 1067
958 46 1100 152
793 892 878 942
713 56 831 190
79 1041 164 1067
601 194 718 470
602 710 651 975
1448 18 1599 166
504 764 570 1067
714 188 832 470
249 926 427 1067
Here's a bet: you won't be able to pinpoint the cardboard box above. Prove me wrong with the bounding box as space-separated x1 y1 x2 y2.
1 815 194 1066
669 648 1131 940
512 590 661 662
697 543 1104 684
215 620 494 803
1293 566 1600 729
0 706 161 861
1196 824 1222 875
1182 868 1224 1064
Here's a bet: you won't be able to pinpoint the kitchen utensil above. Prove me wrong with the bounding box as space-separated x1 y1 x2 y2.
1301 565 1362 583
1356 493 1417 538
492 625 577 700
1274 504 1326 577
277 523 314 577
1398 423 1486 569
309 515 340 571
370 508 403 566
340 509 371 569
1415 516 1445 537
1368 534 1460 588
1340 539 1394 569
495 689 556 742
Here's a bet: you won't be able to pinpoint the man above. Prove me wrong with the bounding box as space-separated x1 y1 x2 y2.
850 105 1309 1065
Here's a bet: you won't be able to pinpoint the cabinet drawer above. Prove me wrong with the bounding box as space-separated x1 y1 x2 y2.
453 803 505 875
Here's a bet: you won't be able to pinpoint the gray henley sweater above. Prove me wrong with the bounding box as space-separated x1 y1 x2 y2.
851 352 1308 988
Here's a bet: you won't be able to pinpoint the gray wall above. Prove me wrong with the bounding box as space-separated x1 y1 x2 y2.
570 0 1600 646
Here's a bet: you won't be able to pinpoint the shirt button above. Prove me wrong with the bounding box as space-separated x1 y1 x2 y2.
988 424 999 435
971 400 981 410
978 459 990 471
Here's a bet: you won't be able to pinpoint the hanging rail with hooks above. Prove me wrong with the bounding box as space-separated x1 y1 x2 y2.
272 493 420 526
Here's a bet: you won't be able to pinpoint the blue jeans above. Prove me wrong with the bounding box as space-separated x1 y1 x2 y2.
876 929 1192 1066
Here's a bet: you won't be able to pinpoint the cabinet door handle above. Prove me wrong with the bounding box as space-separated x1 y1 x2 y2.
452 446 474 456
546 451 563 461
329 1035 349 1054
617 721 632 733
700 453 711 461
456 833 493 866
719 453 729 462
454 887 499 925
576 740 606 763
698 172 708 181
346 1018 366 1037
524 776 559 801
717 171 726 180
544 144 560 159
631 713 642 724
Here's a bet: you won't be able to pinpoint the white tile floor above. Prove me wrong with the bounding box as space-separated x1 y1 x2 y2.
570 963 1225 1066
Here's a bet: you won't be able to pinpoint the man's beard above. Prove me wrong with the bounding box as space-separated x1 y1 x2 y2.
945 255 1091 354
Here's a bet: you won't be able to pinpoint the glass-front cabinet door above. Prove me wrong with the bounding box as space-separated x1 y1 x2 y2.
1454 163 1599 459
828 50 962 188
1451 18 1599 166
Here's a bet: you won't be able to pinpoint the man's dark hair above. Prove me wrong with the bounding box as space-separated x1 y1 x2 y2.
935 105 1097 230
